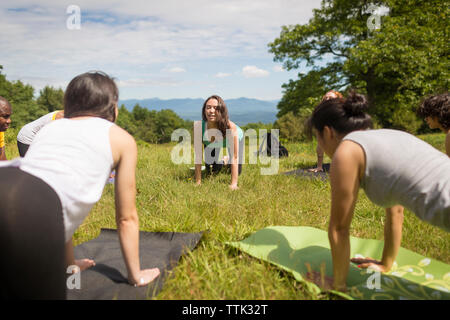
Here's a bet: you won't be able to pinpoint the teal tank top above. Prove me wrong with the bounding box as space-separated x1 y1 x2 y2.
202 120 243 148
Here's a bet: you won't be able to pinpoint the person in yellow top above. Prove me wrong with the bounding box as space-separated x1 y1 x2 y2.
0 96 12 161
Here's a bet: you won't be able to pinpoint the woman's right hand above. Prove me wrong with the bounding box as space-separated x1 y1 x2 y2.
129 268 161 287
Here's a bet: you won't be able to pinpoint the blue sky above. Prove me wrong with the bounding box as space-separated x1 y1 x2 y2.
0 0 324 101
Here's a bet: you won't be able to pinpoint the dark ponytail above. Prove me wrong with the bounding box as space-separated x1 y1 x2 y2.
306 90 372 139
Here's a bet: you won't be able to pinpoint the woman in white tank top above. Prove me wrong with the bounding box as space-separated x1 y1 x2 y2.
0 72 159 298
305 91 450 293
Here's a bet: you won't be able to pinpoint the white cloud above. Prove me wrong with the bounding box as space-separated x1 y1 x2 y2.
166 67 186 73
0 0 322 97
214 72 232 78
242 65 269 78
272 65 284 72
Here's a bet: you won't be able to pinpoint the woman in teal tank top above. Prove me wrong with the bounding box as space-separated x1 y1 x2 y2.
194 95 244 190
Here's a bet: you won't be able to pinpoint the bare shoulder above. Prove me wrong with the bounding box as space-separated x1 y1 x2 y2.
109 125 137 164
228 121 238 133
331 140 366 179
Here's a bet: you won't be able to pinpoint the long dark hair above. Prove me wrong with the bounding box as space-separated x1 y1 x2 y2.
306 90 373 138
417 92 449 130
202 95 230 137
64 71 118 122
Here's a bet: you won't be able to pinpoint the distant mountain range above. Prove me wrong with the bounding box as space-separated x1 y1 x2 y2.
118 97 279 125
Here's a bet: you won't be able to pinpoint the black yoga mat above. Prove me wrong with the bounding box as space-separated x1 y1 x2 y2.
282 163 330 181
66 229 203 300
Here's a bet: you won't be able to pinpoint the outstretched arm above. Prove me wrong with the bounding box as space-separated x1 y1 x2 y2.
328 141 363 292
352 205 403 272
111 125 160 286
194 121 203 185
229 133 239 190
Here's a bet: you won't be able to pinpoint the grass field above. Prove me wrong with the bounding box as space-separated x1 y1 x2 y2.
4 128 449 300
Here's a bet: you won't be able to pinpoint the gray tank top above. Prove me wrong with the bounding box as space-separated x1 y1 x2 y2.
343 129 450 232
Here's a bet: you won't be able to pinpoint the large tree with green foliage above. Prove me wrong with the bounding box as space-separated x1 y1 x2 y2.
269 0 449 133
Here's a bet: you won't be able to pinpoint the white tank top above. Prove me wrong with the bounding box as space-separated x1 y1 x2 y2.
18 117 115 241
343 129 450 232
17 111 60 144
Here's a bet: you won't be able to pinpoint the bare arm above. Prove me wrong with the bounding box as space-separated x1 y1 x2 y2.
352 205 404 272
194 121 203 185
381 205 404 269
229 132 239 189
0 147 6 160
111 125 160 286
328 141 364 291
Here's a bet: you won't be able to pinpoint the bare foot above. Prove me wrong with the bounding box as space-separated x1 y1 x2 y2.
307 167 323 173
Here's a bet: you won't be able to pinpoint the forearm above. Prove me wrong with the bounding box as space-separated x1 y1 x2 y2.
117 214 141 282
381 206 404 270
328 225 350 291
195 163 202 183
230 157 238 186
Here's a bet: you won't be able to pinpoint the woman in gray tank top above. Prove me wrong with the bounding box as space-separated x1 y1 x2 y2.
305 91 450 293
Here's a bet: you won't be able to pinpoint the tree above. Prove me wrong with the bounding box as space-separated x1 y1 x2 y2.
37 86 64 112
0 66 47 129
269 0 449 133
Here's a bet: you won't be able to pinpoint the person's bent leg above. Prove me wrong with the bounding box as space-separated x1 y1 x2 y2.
0 167 66 299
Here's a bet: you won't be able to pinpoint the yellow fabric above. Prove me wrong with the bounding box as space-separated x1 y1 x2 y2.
51 110 62 121
0 132 4 148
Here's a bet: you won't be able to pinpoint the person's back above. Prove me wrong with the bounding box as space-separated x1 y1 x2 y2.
343 128 450 230
19 117 114 241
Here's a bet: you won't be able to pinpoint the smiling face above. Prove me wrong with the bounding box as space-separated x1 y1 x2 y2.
204 98 219 123
0 103 12 132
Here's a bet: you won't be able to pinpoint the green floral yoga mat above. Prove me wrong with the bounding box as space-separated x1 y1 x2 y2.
226 226 450 300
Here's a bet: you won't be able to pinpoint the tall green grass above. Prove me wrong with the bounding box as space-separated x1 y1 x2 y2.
4 129 449 299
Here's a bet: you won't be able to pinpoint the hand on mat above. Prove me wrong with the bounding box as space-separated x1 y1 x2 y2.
305 270 334 291
351 257 388 272
74 258 96 272
130 268 161 287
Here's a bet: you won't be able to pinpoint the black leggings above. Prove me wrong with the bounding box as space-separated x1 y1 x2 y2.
204 139 244 175
17 141 30 157
0 167 66 299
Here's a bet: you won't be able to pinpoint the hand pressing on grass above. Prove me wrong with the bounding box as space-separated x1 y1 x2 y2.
129 268 161 287
229 183 238 190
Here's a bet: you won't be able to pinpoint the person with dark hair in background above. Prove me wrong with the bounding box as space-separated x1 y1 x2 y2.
0 71 160 299
194 95 244 190
417 92 450 156
305 90 450 293
0 96 12 161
